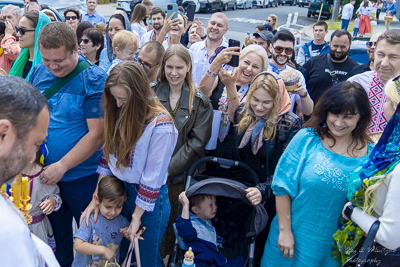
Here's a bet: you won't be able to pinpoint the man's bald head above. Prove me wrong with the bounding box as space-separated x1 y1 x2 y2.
368 32 383 61
207 12 229 42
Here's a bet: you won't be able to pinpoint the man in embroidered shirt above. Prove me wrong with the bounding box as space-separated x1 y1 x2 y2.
302 30 358 104
297 21 329 66
0 76 58 267
140 7 167 48
341 0 356 30
189 12 229 87
29 22 106 266
268 30 313 118
81 0 106 25
348 29 400 133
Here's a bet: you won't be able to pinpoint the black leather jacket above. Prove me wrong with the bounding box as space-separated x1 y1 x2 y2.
153 81 213 184
234 105 302 202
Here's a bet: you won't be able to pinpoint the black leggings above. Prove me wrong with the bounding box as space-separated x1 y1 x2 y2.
376 9 381 20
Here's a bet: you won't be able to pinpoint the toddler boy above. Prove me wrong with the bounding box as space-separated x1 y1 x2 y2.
72 175 129 267
107 30 139 74
175 192 245 267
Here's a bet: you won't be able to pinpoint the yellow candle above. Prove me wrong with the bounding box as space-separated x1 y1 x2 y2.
0 184 5 192
11 182 21 207
21 177 29 200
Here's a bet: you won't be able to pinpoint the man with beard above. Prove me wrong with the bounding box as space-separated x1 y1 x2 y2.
189 12 229 87
348 32 383 77
268 30 314 118
302 30 358 104
138 41 165 85
0 76 58 266
348 29 400 133
140 7 168 47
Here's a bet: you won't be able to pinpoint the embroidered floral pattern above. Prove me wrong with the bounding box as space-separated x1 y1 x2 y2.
313 152 348 191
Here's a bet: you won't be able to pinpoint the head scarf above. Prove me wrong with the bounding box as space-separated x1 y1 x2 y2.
332 102 400 264
105 14 131 62
9 11 51 80
238 71 291 154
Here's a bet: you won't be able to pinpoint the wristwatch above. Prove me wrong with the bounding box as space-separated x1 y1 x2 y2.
344 204 354 220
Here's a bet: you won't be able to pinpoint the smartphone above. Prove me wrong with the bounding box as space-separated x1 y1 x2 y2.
186 3 196 21
227 39 240 67
167 3 178 20
247 31 250 35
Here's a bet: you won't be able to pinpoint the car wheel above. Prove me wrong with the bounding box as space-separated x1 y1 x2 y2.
206 4 212 13
233 2 237 9
223 3 228 10
307 10 311 17
326 14 331 19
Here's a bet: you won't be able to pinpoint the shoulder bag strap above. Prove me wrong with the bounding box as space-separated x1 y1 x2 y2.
43 60 92 100
326 55 339 85
357 220 381 267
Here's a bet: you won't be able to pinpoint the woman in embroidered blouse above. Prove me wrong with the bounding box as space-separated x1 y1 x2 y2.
153 44 213 257
81 61 177 266
332 77 400 266
261 82 373 267
130 4 147 45
198 44 269 160
356 0 373 37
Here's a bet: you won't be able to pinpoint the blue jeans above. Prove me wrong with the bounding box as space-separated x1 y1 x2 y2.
353 27 359 37
120 183 170 267
48 173 98 267
341 19 350 30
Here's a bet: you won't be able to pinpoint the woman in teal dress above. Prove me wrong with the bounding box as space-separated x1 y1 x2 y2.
261 82 374 267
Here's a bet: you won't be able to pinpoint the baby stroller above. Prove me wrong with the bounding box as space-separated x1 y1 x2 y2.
169 156 268 267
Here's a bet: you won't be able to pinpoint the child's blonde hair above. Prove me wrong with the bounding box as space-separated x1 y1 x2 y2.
95 22 107 35
357 13 362 18
142 0 153 7
112 30 139 54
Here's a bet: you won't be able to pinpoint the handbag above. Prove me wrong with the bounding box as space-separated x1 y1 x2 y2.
121 238 141 267
342 220 381 267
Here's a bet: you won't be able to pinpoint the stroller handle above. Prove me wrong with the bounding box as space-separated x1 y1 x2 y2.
187 156 260 185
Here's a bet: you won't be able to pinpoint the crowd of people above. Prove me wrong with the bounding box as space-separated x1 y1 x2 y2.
0 0 400 267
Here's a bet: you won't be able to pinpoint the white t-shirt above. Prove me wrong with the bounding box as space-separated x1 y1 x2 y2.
342 3 355 20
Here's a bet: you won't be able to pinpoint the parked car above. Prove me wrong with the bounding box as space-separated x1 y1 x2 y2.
183 0 201 12
117 0 178 17
221 0 237 10
237 0 253 8
277 0 296 5
253 0 278 7
197 0 223 13
297 0 311 7
349 38 370 64
307 0 333 19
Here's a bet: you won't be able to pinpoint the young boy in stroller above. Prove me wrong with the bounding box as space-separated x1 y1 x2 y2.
174 191 246 267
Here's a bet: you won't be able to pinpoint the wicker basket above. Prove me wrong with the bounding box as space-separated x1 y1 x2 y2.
384 16 394 21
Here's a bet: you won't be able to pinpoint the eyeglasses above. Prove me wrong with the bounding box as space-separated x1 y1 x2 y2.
65 16 78 21
137 58 159 70
15 26 35 36
272 45 294 55
79 38 92 44
366 41 376 48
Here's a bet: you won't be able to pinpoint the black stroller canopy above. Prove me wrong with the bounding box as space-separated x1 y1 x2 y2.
185 178 268 236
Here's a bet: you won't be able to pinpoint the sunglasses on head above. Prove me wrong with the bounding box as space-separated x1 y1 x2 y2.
272 45 294 55
79 38 91 44
366 41 376 48
66 16 78 20
15 26 35 36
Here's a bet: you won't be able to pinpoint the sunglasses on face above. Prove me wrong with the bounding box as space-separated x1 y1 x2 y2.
272 45 294 55
366 41 376 48
15 26 35 36
137 58 159 70
66 16 78 21
79 38 91 44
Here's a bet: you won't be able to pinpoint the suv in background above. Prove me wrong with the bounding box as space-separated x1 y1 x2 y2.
221 0 237 10
307 0 333 19
253 0 278 7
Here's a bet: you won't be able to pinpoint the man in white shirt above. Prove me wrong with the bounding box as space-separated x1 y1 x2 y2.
140 7 167 47
341 0 356 30
0 76 58 267
189 12 229 87
348 29 400 133
81 0 106 25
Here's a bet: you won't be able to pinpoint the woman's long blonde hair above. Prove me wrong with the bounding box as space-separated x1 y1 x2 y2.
157 44 195 115
363 174 386 215
237 74 280 141
102 61 167 169
268 14 278 30
385 78 400 110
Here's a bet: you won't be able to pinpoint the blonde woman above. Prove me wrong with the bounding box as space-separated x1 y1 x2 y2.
266 14 278 34
334 76 400 266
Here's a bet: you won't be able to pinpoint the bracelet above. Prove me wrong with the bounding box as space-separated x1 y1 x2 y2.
206 69 218 78
300 92 308 98
201 34 207 40
227 94 239 100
